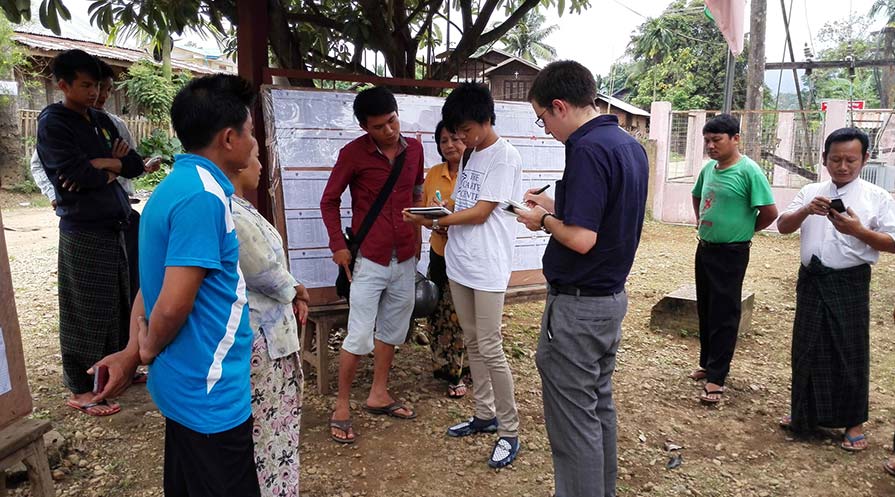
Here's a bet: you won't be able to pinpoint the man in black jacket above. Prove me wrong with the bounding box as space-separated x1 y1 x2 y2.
36 49 144 416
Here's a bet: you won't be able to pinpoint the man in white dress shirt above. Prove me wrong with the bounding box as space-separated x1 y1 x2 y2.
777 127 895 452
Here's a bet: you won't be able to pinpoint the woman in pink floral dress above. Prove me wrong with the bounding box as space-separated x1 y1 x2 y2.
229 143 309 497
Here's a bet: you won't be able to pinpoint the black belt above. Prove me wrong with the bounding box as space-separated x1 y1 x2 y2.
548 284 617 297
697 239 751 248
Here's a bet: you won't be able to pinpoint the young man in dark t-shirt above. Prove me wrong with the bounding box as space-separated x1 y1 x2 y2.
517 60 649 497
36 49 145 416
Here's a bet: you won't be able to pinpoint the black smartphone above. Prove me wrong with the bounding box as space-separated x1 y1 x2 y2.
829 198 846 214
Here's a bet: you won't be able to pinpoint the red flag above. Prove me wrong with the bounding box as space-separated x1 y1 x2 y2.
705 0 746 55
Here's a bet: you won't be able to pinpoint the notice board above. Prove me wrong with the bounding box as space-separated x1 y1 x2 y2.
260 87 565 305
0 208 33 428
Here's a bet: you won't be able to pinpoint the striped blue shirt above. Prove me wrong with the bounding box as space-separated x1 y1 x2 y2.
140 153 252 434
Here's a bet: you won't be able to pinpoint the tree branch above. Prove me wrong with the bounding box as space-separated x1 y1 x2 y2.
308 47 377 77
406 0 440 26
435 11 464 34
412 0 445 45
460 0 473 31
286 12 344 32
478 0 541 46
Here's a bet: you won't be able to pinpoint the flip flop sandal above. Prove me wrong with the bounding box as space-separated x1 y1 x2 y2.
699 386 724 404
447 383 467 398
363 401 417 419
65 399 121 417
779 415 793 430
689 368 707 381
840 433 868 452
884 458 895 476
330 419 356 444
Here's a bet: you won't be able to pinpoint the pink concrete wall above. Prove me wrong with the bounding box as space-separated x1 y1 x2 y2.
658 182 800 232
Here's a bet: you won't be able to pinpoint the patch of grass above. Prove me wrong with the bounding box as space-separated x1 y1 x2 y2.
678 328 697 338
28 409 51 420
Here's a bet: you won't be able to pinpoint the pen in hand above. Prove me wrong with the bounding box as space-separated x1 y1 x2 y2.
533 184 551 195
435 190 443 204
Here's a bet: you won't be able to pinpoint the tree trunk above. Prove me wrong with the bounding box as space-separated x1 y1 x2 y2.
744 0 766 161
266 0 313 86
881 26 895 108
161 34 172 80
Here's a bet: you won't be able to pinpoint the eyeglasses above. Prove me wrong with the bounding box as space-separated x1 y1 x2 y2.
535 107 551 128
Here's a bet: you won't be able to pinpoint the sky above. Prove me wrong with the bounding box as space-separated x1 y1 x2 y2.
539 0 886 95
17 0 888 96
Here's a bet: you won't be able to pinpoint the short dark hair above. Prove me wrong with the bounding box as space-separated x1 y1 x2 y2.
527 60 596 109
170 74 256 152
353 86 397 126
442 82 495 131
703 114 740 136
95 57 114 80
52 49 100 84
434 120 447 161
824 127 870 156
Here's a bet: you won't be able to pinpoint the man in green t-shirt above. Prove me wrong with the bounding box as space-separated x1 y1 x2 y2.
690 114 778 404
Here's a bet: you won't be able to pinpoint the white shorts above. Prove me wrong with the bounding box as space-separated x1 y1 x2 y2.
343 252 415 355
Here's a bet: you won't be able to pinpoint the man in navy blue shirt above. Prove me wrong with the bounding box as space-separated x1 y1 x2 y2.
517 60 649 497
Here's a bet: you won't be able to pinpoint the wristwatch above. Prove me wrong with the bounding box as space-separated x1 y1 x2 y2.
540 212 555 234
432 218 440 230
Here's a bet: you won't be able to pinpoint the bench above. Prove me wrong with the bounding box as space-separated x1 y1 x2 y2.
300 283 548 394
0 418 53 497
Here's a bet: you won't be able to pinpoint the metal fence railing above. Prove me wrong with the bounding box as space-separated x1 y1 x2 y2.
665 109 825 186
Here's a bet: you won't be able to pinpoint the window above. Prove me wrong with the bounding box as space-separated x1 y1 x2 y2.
503 80 529 101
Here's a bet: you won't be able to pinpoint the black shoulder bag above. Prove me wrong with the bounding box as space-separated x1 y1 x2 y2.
335 152 406 299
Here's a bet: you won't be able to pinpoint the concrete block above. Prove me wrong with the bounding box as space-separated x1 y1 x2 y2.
649 284 754 336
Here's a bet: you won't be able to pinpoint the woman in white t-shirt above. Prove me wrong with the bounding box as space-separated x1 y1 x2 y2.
403 82 523 469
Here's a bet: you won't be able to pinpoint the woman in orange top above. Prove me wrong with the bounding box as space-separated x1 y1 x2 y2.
422 121 468 397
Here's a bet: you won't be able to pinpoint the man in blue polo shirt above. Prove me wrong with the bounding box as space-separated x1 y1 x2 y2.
90 74 261 497
517 60 649 497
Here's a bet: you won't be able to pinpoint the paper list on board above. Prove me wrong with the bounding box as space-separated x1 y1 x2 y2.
0 327 11 395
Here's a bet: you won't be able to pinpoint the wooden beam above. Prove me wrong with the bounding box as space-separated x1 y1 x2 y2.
237 0 272 219
265 68 459 89
766 59 895 70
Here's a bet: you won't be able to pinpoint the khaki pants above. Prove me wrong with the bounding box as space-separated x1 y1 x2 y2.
449 280 519 437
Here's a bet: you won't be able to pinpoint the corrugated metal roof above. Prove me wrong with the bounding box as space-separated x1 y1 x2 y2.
596 92 650 117
482 55 541 75
12 32 227 75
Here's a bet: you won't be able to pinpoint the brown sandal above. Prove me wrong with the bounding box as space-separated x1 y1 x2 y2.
689 368 707 381
330 419 356 444
883 457 895 476
699 386 724 404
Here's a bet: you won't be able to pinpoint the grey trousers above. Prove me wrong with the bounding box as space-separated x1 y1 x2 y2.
536 290 627 497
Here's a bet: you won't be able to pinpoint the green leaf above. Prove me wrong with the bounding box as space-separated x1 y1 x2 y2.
53 0 71 21
38 1 48 29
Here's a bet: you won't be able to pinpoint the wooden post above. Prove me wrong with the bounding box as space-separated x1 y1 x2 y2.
744 0 766 161
237 0 272 220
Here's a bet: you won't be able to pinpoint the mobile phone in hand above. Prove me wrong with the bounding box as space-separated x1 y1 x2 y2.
829 198 846 214
93 365 109 394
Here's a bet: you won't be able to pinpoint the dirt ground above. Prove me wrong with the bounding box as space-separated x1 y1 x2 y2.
4 193 895 497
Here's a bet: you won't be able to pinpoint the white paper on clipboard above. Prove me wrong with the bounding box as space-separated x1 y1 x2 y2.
0 327 10 395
